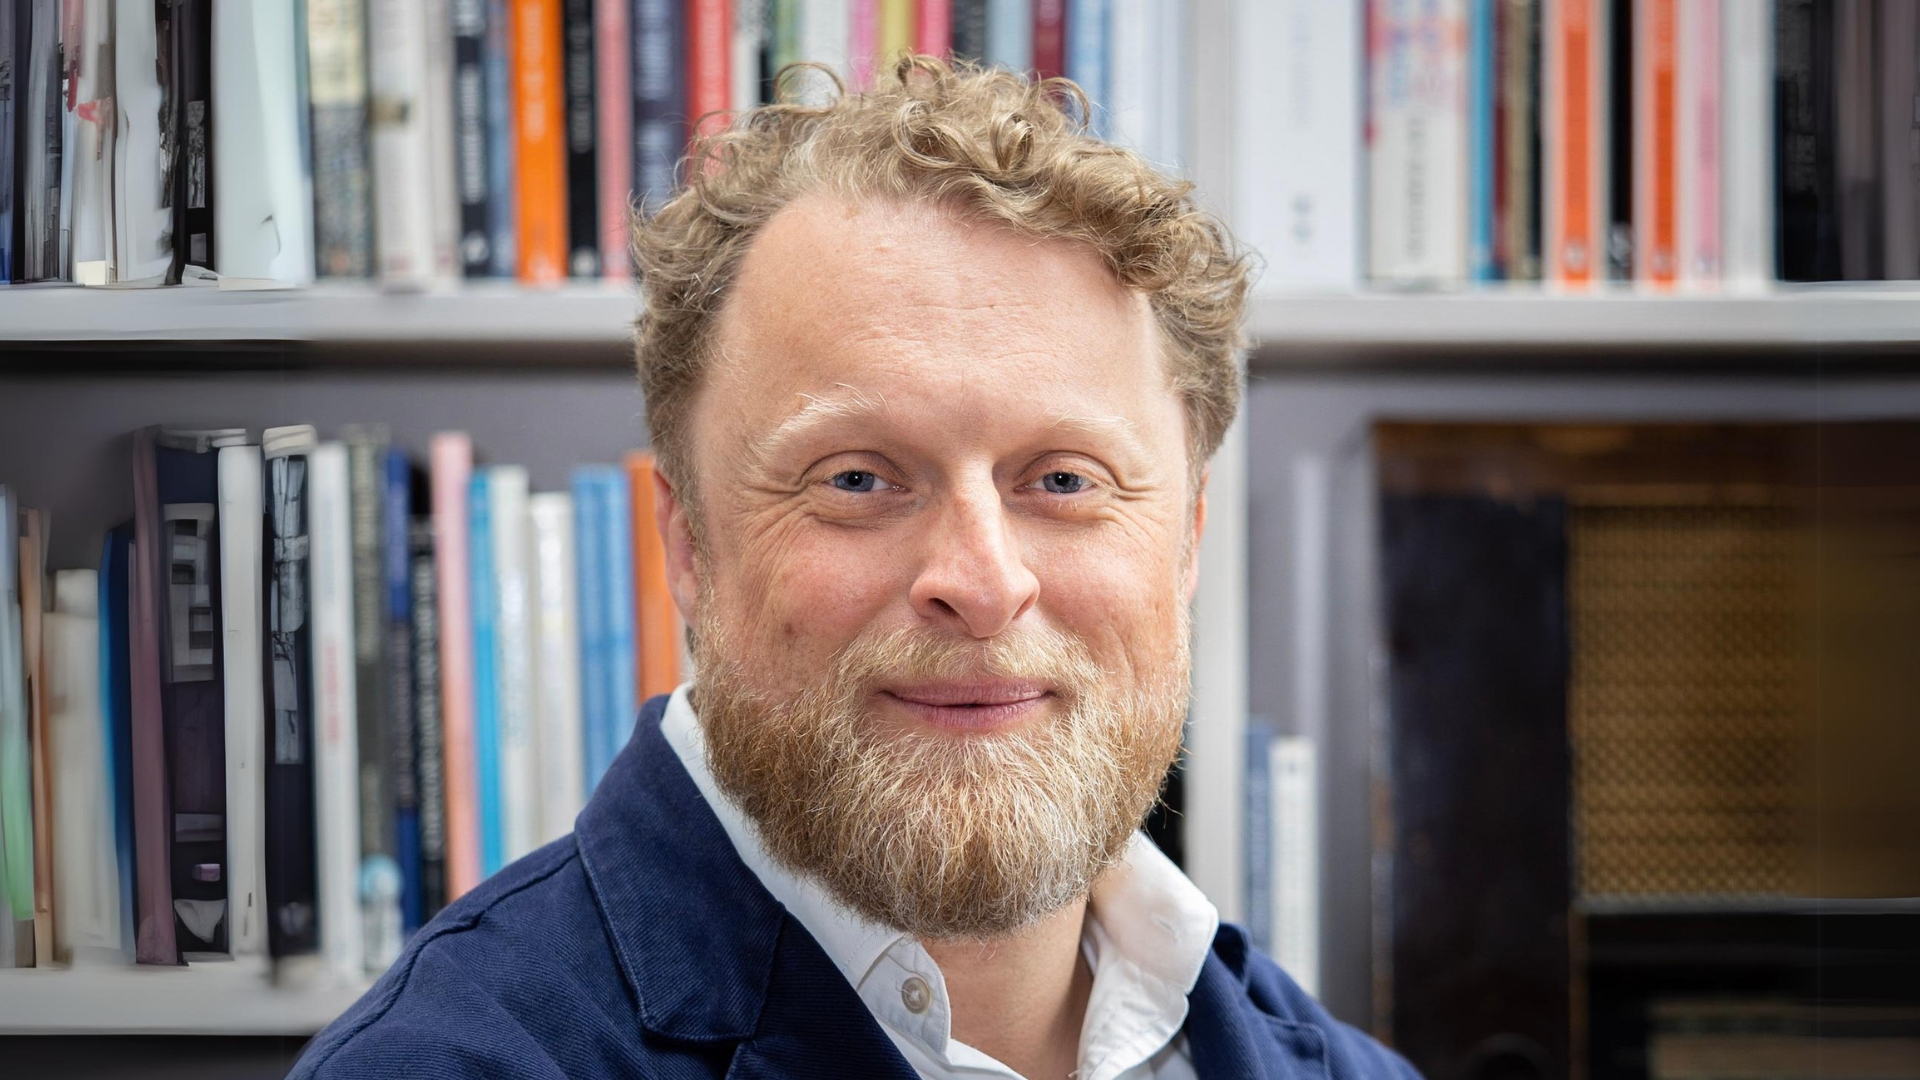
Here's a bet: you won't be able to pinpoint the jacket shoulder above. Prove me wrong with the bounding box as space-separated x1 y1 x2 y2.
1217 924 1425 1080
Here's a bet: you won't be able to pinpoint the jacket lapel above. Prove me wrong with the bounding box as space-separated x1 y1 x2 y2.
724 919 918 1080
1185 932 1332 1080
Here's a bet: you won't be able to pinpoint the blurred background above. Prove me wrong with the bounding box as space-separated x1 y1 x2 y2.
3 0 1920 1078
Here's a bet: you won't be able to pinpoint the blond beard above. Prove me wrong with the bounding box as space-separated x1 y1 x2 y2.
695 611 1190 941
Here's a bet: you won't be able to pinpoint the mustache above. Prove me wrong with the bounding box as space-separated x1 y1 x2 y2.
825 622 1110 697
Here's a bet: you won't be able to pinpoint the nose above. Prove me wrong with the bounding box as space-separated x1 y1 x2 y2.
908 480 1039 638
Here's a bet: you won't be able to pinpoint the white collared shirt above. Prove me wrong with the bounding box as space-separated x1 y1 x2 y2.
661 685 1219 1080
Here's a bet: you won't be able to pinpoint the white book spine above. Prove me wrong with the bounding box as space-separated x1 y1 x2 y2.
212 0 317 286
800 0 851 96
529 494 584 843
368 0 439 287
1720 0 1771 288
424 0 463 280
112 0 174 282
985 0 1032 72
1151 0 1187 172
1268 735 1319 998
217 446 268 957
46 572 117 962
1107 0 1150 154
1676 0 1721 289
1367 0 1468 283
489 468 541 862
69 0 115 284
1241 0 1361 289
732 0 764 113
309 443 365 983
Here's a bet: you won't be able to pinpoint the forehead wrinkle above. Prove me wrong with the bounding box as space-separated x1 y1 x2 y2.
1045 411 1150 458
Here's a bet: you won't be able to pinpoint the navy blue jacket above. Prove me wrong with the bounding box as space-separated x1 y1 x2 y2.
291 695 1421 1079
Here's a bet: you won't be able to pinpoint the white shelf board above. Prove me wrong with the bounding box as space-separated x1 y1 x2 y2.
0 956 368 1035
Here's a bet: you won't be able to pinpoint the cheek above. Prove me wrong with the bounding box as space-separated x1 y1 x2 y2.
1028 523 1190 676
711 522 910 677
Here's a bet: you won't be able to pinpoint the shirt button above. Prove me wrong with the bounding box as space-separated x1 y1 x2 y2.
900 975 931 1015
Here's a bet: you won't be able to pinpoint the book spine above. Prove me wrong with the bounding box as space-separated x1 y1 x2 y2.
952 0 988 62
487 467 539 863
1368 0 1469 283
1677 0 1720 287
687 0 731 138
849 0 879 87
1720 0 1771 287
802 0 853 83
916 0 951 56
877 0 913 68
1544 0 1602 285
984 0 1031 71
307 0 376 278
1773 0 1833 281
128 431 179 964
485 0 519 276
1149 0 1185 170
595 0 632 277
101 525 138 957
454 0 496 276
1833 0 1876 280
212 1 315 284
1268 735 1320 998
408 517 447 920
513 0 568 283
166 0 214 278
529 493 584 842
310 442 365 983
383 451 422 936
47 572 113 959
571 471 612 790
467 472 504 877
425 0 464 280
1634 0 1678 286
368 0 437 285
601 472 638 758
20 510 53 964
771 0 802 96
1496 0 1542 280
632 0 686 210
564 0 601 276
1065 0 1108 137
0 7 14 282
1032 0 1063 79
0 487 19 959
262 428 319 960
217 444 267 956
1605 0 1631 280
1877 0 1918 280
733 0 766 113
343 428 397 970
429 433 480 900
1243 717 1273 953
1468 0 1497 280
66 0 115 285
627 453 681 702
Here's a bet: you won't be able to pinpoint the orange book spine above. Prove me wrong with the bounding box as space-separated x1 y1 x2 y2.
513 0 568 283
1547 0 1598 286
627 452 683 702
431 434 481 901
687 0 731 139
1635 0 1679 286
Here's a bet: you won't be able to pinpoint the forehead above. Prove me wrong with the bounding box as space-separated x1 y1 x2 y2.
698 193 1179 448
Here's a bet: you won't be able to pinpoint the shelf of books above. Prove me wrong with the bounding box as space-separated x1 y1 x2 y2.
0 958 370 1035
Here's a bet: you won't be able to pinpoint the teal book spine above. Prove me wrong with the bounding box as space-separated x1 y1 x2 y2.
468 472 504 877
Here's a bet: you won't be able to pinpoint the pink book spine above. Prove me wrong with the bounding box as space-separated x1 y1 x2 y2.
595 0 632 278
129 431 179 965
1688 0 1721 284
850 0 879 89
915 0 950 56
431 433 480 902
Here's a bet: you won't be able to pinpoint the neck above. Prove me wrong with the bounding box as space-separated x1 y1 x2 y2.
922 900 1094 1080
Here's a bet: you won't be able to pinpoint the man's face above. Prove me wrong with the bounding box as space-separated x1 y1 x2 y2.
662 193 1205 938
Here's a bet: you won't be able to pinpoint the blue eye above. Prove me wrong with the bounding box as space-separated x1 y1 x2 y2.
830 470 881 492
1040 471 1087 494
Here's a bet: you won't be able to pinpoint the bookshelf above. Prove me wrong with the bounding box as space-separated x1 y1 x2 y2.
0 960 368 1035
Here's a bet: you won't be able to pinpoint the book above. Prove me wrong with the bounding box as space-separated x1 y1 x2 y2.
343 426 401 971
486 467 539 863
426 0 464 281
952 0 988 62
565 0 602 277
454 0 496 276
595 0 632 277
688 0 731 139
1720 0 1771 287
1032 0 1064 79
529 493 584 842
984 0 1031 71
1148 0 1185 170
212 0 316 287
18 0 65 281
1268 734 1319 998
46 569 117 962
0 485 25 965
115 0 178 282
408 513 448 921
1881 0 1920 280
307 0 376 279
309 441 365 983
514 0 568 283
384 452 423 934
128 429 179 965
1774 0 1836 281
1235 0 1361 290
1468 0 1498 280
20 508 53 965
1065 0 1108 137
1833 0 1875 281
1495 0 1542 280
1544 0 1607 286
429 433 480 901
627 452 681 702
1634 0 1679 287
1605 0 1632 280
1676 0 1721 287
370 0 443 286
467 470 503 876
802 0 852 88
166 0 215 281
0 6 15 282
218 442 267 956
99 525 137 957
64 0 115 285
632 0 686 209
917 0 951 56
1104 0 1147 153
570 471 610 789
878 0 912 69
601 472 638 765
486 0 519 276
732 0 766 113
850 0 879 87
263 425 320 961
1368 0 1469 282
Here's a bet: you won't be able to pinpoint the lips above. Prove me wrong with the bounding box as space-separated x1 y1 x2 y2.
880 681 1053 731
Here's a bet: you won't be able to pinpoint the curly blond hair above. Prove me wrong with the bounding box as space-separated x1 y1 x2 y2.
631 55 1249 489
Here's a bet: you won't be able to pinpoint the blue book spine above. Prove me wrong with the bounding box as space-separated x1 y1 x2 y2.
1243 716 1274 953
571 469 612 791
468 472 505 877
1467 0 1498 281
984 0 1032 71
101 524 137 956
1066 0 1110 138
601 472 638 765
385 450 423 932
483 0 518 276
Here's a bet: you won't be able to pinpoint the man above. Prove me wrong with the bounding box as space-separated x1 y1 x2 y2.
293 58 1419 1080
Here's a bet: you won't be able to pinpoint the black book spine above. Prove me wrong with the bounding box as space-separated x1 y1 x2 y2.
344 427 398 967
1604 0 1633 281
165 0 214 281
265 447 320 959
1776 0 1840 281
384 451 421 934
4 1 25 282
951 0 988 65
564 0 600 276
453 0 493 276
632 0 686 213
409 516 447 920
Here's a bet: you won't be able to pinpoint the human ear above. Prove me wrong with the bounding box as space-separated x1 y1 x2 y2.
655 465 700 622
1183 469 1208 607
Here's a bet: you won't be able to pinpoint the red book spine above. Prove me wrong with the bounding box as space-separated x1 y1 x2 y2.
1636 0 1678 286
513 0 569 283
1033 0 1064 79
431 434 480 902
687 0 732 138
596 0 632 278
915 0 951 56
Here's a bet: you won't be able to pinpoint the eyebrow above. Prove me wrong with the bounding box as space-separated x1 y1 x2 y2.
747 388 1152 465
